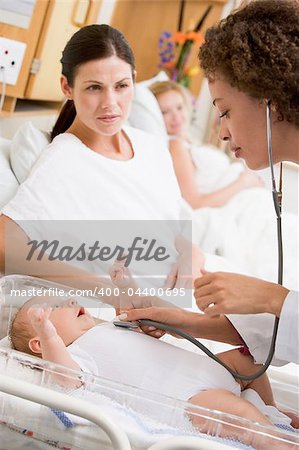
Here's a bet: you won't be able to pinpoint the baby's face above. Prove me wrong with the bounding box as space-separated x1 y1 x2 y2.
49 298 95 345
25 297 95 346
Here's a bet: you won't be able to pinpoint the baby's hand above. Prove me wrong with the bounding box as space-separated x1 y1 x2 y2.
27 306 57 340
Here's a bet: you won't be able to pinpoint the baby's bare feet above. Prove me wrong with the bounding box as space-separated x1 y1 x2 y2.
110 258 140 311
110 258 136 289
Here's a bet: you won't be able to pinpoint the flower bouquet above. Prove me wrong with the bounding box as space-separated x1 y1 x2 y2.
158 5 212 88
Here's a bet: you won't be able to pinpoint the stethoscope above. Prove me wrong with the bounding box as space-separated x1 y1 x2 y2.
139 100 283 381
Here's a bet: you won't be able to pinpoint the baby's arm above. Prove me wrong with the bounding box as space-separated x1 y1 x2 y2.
169 138 263 208
28 307 81 378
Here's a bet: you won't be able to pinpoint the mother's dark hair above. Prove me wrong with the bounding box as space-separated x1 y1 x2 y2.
199 0 299 127
51 24 135 140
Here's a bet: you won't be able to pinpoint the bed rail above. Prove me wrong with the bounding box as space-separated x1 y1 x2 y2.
0 373 131 450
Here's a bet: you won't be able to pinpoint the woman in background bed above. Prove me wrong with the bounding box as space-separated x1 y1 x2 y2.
150 80 298 290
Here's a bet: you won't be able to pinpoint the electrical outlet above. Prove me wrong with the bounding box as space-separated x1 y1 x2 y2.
0 37 27 86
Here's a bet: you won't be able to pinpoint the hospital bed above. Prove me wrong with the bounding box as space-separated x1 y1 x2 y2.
0 275 298 450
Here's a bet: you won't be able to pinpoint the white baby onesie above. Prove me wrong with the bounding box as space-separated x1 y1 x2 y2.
68 323 240 402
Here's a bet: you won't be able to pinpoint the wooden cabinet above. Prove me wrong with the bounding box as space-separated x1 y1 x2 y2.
0 0 227 114
0 0 102 114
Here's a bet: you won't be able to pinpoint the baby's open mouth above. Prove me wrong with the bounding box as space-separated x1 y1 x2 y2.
77 307 85 317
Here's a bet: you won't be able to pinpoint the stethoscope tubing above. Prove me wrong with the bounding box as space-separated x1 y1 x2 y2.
139 100 283 382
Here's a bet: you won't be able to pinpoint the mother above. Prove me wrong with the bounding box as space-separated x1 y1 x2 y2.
0 24 204 307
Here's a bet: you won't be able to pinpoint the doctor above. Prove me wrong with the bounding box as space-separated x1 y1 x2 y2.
122 0 299 365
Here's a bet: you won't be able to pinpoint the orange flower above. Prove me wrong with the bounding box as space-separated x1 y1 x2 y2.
186 31 204 45
172 32 187 45
163 61 175 69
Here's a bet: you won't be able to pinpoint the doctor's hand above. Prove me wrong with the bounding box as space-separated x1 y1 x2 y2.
194 271 289 317
119 307 202 339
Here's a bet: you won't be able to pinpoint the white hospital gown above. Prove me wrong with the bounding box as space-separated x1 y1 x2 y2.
2 127 183 290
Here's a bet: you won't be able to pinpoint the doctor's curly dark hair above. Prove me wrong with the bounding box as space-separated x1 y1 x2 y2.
199 0 299 127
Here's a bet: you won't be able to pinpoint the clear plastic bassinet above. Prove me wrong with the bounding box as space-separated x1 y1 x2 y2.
0 275 298 450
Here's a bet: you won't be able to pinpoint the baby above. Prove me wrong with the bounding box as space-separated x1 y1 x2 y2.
8 265 297 448
11 301 298 449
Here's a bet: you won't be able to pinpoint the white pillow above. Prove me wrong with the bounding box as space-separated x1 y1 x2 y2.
137 70 169 88
128 71 169 138
0 137 19 209
129 84 167 137
10 121 50 184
